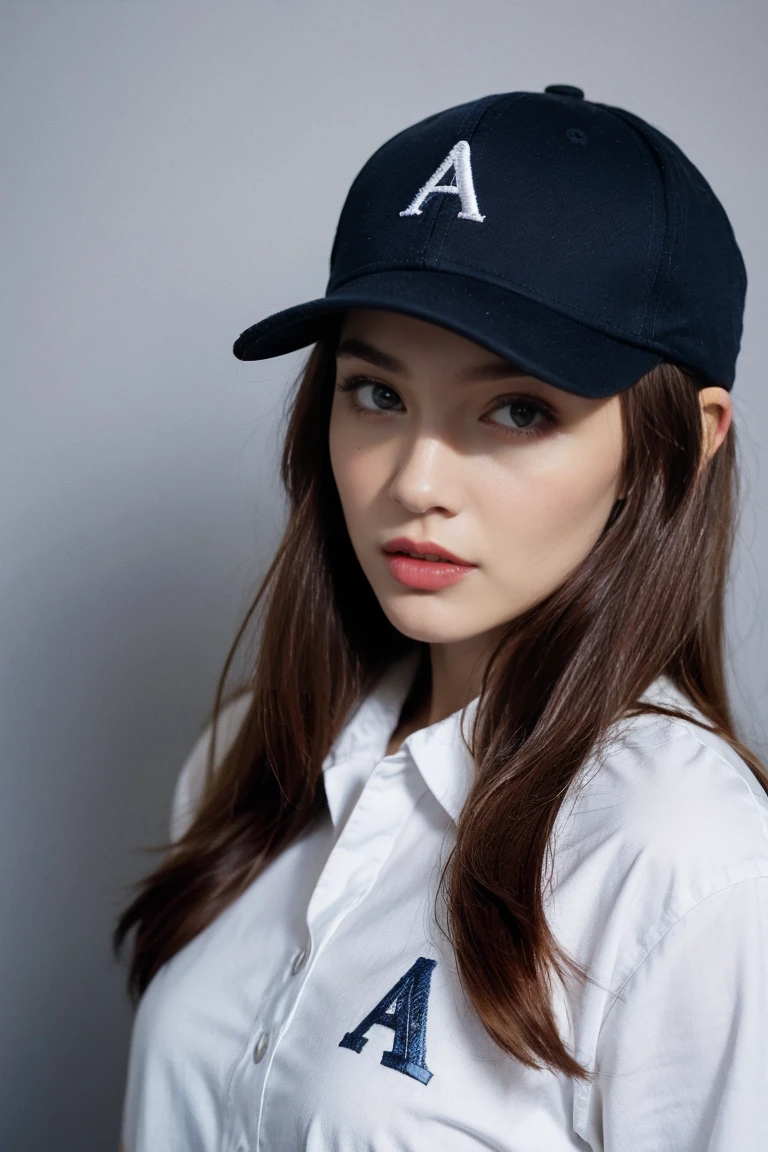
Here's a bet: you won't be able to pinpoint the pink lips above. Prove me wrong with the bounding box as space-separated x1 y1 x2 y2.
381 537 477 591
382 536 474 566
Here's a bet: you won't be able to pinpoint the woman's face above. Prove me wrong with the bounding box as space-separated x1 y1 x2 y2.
328 309 625 654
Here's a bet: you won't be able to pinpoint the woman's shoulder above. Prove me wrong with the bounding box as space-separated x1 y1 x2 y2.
550 679 768 1040
556 675 768 900
169 690 254 842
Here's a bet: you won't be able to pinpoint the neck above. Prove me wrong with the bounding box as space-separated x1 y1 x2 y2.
410 630 505 728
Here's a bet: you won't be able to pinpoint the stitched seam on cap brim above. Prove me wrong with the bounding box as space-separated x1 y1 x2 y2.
259 266 676 357
329 257 675 348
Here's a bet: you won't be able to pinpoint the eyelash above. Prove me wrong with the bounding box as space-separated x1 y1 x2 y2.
335 374 559 439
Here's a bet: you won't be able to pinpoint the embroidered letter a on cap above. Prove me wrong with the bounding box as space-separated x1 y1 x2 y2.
338 956 437 1084
399 140 485 222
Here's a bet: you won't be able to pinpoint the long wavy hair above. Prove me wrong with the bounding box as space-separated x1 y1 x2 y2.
114 321 767 1081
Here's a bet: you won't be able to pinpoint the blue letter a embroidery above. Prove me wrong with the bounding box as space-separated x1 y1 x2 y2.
339 956 437 1084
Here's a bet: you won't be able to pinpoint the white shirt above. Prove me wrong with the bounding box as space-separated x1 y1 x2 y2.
121 650 768 1151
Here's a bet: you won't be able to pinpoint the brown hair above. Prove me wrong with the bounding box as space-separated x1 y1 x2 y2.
113 327 767 1081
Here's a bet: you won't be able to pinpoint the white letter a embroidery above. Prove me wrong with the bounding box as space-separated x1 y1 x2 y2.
399 140 485 222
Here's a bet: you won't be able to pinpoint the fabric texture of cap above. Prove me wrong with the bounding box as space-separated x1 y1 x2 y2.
233 85 747 397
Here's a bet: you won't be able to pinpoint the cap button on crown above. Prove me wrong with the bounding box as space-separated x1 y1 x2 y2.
544 84 585 99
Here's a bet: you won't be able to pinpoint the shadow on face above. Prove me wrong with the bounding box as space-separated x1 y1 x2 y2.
328 308 625 653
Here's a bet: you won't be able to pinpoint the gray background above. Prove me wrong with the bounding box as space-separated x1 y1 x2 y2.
2 2 766 1149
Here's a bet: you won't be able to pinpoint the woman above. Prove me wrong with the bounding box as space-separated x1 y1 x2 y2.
115 85 768 1150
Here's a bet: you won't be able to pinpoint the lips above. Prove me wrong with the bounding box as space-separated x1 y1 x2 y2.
382 536 475 566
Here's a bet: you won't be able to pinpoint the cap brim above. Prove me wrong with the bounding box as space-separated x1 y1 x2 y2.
232 268 662 399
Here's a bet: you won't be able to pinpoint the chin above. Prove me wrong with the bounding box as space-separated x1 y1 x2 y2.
376 598 475 645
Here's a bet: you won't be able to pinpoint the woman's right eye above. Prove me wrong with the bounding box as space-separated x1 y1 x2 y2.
336 375 403 413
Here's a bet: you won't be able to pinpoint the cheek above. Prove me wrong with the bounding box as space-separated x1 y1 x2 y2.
328 407 380 519
481 435 621 579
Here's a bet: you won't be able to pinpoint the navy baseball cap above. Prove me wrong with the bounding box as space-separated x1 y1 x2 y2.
233 84 747 397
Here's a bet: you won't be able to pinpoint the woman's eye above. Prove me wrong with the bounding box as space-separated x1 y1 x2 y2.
487 397 554 436
337 376 403 411
335 375 556 438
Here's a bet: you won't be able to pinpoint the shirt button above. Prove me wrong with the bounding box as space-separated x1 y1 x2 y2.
291 945 309 974
252 1030 269 1063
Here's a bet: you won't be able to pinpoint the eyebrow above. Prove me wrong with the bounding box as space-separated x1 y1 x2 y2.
335 336 527 381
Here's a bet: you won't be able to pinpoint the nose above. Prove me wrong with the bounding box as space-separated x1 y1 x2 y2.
387 431 458 514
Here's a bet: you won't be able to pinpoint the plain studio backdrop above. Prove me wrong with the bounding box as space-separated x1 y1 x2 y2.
1 2 766 1149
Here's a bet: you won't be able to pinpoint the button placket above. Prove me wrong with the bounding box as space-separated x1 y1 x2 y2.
231 752 425 1152
219 744 424 1152
305 752 427 945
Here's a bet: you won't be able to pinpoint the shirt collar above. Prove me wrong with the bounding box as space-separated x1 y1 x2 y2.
321 654 691 830
322 650 480 828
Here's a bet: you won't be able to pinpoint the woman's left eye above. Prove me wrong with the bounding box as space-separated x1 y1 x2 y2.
336 375 557 438
486 396 557 436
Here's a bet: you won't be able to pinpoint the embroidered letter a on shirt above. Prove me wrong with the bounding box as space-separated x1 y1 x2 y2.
339 956 437 1084
399 140 485 222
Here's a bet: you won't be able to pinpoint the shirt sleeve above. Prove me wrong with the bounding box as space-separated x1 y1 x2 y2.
582 874 768 1151
168 692 253 842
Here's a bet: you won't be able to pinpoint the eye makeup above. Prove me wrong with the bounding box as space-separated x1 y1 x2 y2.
335 374 560 439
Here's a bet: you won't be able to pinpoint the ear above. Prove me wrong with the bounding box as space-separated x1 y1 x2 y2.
698 387 733 462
